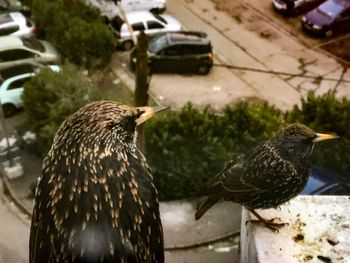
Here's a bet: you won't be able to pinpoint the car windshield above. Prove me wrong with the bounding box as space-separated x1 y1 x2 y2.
148 35 168 53
153 14 167 24
22 38 45 52
318 0 345 18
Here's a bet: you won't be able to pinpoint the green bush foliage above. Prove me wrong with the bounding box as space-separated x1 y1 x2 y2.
145 102 283 200
30 0 116 69
22 63 103 156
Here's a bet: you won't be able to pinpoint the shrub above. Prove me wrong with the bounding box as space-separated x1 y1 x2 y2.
30 0 116 69
22 63 103 156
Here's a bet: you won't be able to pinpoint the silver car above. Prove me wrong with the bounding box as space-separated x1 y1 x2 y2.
109 11 182 50
0 36 60 70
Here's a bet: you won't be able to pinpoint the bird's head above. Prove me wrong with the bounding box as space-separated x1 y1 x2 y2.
57 101 168 146
273 123 338 157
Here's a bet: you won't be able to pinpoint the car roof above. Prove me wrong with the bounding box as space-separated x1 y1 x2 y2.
125 11 156 24
8 11 25 21
166 31 210 45
0 36 23 49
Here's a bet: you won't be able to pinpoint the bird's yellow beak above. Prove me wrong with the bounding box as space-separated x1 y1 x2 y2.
135 105 169 126
313 133 339 143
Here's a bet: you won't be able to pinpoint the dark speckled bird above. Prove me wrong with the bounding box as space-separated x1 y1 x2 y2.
195 123 338 230
29 101 167 263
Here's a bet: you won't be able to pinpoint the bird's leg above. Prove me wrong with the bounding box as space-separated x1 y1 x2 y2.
246 209 286 232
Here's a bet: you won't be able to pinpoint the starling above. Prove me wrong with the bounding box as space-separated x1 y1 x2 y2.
195 123 338 230
29 101 167 263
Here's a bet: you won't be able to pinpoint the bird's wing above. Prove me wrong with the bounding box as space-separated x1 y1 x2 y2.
219 161 263 193
219 143 296 193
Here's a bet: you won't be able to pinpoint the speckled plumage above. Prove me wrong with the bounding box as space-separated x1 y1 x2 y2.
195 123 337 227
30 101 164 263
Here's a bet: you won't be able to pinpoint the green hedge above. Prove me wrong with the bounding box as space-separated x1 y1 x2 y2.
30 0 116 69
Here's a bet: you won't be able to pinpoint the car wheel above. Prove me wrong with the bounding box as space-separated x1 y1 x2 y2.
197 64 210 75
122 40 134 51
2 104 16 117
292 7 301 16
325 30 333 38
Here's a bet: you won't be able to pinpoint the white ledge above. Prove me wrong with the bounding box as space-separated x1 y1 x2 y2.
240 195 350 263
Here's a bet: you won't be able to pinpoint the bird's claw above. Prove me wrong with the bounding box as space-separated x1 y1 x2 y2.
247 218 287 232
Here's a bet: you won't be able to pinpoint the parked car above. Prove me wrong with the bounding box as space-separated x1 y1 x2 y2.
0 12 35 37
301 0 350 37
0 63 60 116
91 0 166 20
109 10 181 50
0 36 60 70
130 31 213 74
301 166 350 195
272 0 326 16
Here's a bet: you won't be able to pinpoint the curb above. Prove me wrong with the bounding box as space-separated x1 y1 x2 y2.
1 174 32 218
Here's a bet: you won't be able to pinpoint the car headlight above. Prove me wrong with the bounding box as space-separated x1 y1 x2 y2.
313 24 322 30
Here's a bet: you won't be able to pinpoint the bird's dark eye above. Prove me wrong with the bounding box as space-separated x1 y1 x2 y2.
124 116 137 132
136 111 144 118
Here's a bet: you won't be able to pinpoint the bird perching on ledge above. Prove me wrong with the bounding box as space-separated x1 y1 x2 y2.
195 123 338 231
29 101 167 263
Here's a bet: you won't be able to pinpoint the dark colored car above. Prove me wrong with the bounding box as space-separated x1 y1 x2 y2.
302 0 350 37
272 0 326 16
130 31 213 75
301 166 350 195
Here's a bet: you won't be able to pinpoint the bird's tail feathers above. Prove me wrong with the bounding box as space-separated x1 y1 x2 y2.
195 195 222 220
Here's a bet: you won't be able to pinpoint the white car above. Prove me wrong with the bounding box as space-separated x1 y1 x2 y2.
0 63 60 117
110 11 182 50
0 12 35 37
0 36 60 70
89 0 166 19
